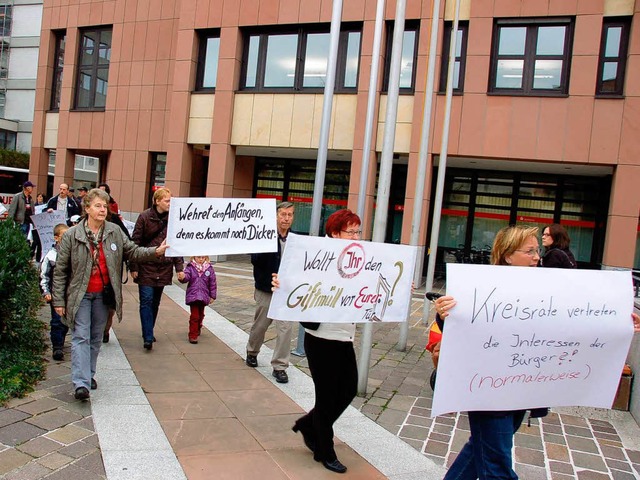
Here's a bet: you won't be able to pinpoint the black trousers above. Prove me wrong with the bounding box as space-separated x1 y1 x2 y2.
295 332 357 462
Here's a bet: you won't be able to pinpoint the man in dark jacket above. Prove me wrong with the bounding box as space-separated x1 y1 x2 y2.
130 187 184 350
245 201 295 383
46 183 81 225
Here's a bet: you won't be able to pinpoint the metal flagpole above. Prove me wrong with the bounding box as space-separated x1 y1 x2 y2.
398 0 443 351
357 0 407 395
422 0 461 323
356 0 385 220
292 0 343 357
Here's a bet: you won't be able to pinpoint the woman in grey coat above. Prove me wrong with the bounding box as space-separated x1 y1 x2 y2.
53 189 168 400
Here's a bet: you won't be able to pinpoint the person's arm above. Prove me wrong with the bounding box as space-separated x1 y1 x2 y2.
173 256 184 273
52 233 71 315
633 312 640 333
7 194 18 220
40 253 52 298
179 265 191 283
433 295 457 331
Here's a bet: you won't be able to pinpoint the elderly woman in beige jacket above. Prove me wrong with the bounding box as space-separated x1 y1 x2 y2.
53 188 168 400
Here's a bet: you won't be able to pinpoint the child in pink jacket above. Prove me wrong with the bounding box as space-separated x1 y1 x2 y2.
179 256 217 343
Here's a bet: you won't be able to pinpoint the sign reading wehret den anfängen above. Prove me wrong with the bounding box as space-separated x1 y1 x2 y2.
268 233 417 323
165 198 277 256
431 264 634 417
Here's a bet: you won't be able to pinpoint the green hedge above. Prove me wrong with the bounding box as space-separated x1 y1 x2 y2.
0 221 46 405
0 148 29 169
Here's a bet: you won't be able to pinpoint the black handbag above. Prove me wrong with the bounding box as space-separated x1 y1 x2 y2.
102 282 116 308
97 262 116 308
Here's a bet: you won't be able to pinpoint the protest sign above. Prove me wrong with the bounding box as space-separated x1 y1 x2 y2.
34 204 47 215
268 233 417 323
165 198 277 256
0 202 6 216
431 264 634 417
31 210 66 258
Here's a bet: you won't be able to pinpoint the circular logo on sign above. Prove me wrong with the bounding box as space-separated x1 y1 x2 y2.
337 243 366 279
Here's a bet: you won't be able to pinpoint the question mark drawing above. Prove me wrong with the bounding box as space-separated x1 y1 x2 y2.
387 261 404 306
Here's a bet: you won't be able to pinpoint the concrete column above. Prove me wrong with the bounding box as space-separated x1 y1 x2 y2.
603 164 640 268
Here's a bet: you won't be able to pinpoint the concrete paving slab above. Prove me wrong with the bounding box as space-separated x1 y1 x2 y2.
91 404 171 452
102 450 187 480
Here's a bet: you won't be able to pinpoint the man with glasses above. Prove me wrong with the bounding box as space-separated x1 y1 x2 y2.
246 201 295 383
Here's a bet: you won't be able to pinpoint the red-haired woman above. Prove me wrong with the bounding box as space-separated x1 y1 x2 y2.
276 209 362 474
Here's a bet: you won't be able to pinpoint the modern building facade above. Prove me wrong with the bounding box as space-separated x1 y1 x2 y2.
30 0 640 271
1 0 42 153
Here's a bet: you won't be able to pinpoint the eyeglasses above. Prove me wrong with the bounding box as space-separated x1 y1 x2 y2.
341 229 362 236
541 233 551 237
515 248 541 257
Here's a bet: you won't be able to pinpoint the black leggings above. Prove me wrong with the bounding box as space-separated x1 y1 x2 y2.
295 332 357 462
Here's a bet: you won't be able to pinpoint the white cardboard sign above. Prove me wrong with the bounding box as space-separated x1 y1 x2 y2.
31 210 67 258
268 233 417 323
165 198 278 256
431 263 634 417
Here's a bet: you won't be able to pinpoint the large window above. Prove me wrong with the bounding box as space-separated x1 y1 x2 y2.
439 21 468 93
75 27 112 110
436 169 610 271
596 17 631 97
254 158 350 232
195 30 220 90
0 40 7 79
489 18 573 96
0 128 16 150
383 21 419 92
0 5 12 37
241 25 361 92
51 31 66 110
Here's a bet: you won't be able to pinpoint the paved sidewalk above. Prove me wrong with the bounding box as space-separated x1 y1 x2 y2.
2 255 640 479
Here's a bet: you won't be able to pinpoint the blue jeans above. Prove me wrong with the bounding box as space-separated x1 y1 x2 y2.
71 292 109 390
50 304 68 349
444 410 526 480
139 285 164 342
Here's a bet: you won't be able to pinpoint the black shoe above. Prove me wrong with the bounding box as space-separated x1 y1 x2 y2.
75 387 90 400
292 424 316 452
320 459 347 474
91 378 97 390
103 332 110 343
272 369 289 384
52 349 64 361
246 355 258 367
143 341 153 350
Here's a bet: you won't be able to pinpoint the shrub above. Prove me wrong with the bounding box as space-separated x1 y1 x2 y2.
0 148 30 169
0 221 46 405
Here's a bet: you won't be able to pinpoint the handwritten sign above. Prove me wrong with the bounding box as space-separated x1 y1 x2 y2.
31 210 66 258
268 233 417 323
431 264 634 417
165 198 277 256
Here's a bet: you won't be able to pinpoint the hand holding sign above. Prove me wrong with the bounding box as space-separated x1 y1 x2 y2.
431 264 635 417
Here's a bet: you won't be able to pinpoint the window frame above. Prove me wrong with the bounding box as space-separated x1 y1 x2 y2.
488 17 574 97
595 17 631 97
239 23 362 93
439 21 469 94
382 20 420 94
195 29 221 92
50 30 66 111
73 26 112 111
